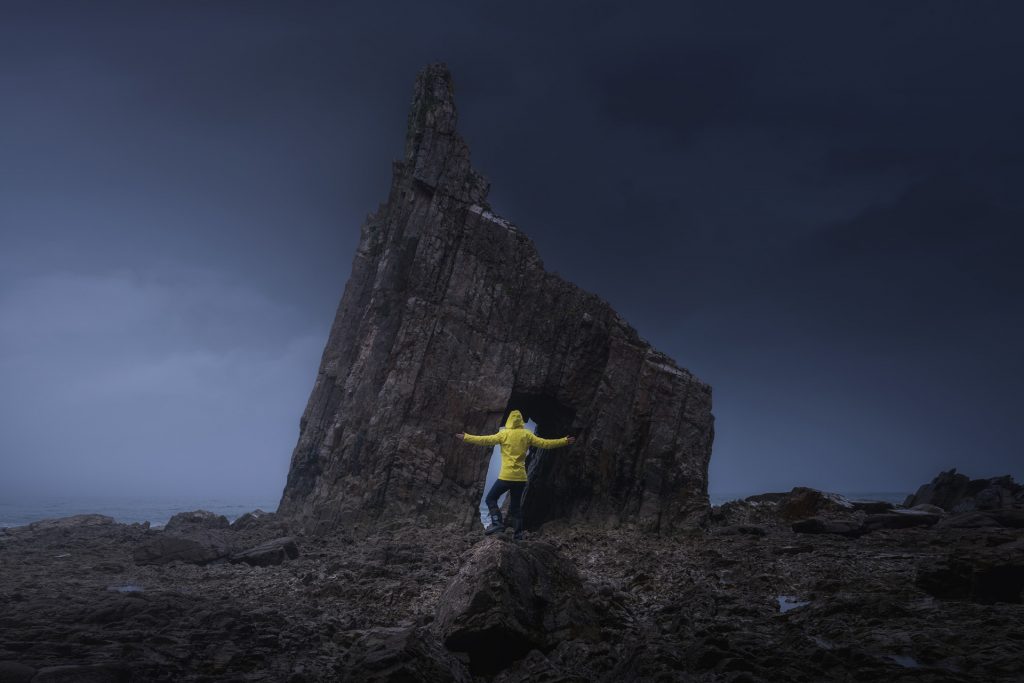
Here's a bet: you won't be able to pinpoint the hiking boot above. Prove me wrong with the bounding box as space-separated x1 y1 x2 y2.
484 509 504 535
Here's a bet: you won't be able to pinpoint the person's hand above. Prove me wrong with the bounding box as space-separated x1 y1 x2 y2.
454 433 465 440
567 436 576 445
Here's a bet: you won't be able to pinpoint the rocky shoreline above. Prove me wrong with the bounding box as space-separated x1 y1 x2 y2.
1 470 1021 682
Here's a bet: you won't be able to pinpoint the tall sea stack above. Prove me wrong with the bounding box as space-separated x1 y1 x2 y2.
278 64 714 533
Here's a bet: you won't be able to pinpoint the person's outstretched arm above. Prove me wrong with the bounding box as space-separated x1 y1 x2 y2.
528 433 576 449
455 431 502 446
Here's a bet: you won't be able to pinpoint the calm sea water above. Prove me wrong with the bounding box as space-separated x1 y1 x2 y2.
0 496 278 529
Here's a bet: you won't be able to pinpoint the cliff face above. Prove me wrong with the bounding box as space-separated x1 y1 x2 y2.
277 64 714 533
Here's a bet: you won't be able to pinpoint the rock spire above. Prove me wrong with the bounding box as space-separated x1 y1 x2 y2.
277 63 714 533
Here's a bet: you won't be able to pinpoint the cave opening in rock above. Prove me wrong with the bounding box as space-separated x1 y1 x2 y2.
505 391 578 531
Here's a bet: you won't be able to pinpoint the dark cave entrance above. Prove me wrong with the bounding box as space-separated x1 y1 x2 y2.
504 391 577 531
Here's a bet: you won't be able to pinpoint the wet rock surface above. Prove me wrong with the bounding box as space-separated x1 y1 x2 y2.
2 501 1022 681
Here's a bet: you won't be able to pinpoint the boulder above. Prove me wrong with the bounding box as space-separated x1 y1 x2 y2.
904 469 1021 512
231 508 277 530
975 485 1015 510
777 488 853 521
133 534 228 565
164 509 230 532
229 537 299 567
435 537 599 674
340 627 471 682
714 487 857 528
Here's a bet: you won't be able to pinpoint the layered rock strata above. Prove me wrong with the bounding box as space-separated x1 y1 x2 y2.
278 63 714 533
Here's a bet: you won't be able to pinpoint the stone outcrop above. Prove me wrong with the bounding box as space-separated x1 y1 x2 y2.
13 514 115 533
711 487 862 527
163 509 229 532
904 468 1023 512
278 63 714 533
434 537 598 674
230 508 276 530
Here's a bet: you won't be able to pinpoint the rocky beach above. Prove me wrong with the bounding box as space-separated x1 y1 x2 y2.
4 63 1021 681
1 469 1022 681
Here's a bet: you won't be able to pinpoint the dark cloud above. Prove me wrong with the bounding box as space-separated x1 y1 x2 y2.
1 0 1022 501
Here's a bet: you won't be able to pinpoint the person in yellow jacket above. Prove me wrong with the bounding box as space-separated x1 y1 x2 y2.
455 409 576 539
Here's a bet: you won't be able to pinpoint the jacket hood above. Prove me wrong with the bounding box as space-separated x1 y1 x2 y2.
505 410 525 429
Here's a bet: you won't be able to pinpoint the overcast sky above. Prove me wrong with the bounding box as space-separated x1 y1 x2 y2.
1 1 1021 504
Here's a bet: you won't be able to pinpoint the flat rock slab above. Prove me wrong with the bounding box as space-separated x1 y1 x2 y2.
938 509 1024 529
863 511 941 530
229 536 299 567
132 535 228 566
435 537 598 675
7 515 115 534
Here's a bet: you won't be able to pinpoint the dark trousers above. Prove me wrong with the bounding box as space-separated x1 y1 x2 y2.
484 478 526 520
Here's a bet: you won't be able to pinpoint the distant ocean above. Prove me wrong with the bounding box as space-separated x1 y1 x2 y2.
0 496 279 530
0 491 912 529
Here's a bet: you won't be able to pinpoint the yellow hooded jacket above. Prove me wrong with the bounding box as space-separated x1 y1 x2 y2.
462 410 570 482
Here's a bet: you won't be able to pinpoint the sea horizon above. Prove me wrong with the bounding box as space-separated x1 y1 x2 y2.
1 489 912 529
0 494 280 530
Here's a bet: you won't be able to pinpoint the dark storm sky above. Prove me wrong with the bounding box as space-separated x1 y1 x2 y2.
2 1 1021 502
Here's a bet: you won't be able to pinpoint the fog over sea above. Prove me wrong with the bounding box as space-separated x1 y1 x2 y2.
0 496 280 530
1 491 913 529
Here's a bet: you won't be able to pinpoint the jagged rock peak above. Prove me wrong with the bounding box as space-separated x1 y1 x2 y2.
402 63 490 205
278 64 714 534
